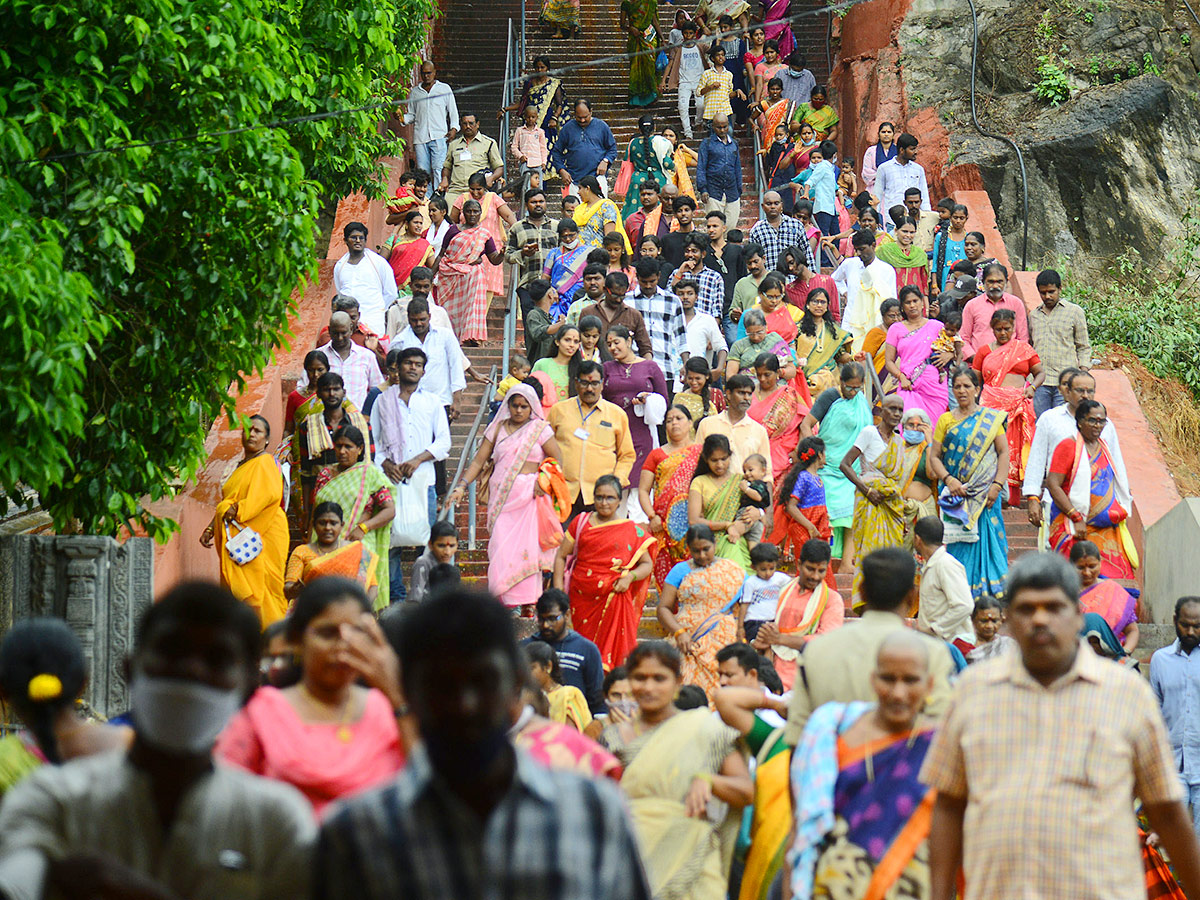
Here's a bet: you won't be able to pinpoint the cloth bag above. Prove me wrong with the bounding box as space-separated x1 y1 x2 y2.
390 467 433 548
613 159 634 197
224 521 263 566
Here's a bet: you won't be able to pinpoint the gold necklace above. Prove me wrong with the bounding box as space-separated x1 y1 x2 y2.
300 684 355 743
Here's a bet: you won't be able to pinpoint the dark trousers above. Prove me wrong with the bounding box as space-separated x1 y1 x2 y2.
566 493 595 527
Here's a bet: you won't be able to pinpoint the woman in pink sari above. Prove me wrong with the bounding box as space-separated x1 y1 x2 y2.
451 172 518 300
749 354 809 495
435 199 505 344
972 307 1044 505
762 0 794 59
447 384 566 609
884 285 950 424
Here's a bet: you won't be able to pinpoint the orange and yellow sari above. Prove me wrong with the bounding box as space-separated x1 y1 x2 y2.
650 444 702 590
979 339 1038 504
285 541 379 595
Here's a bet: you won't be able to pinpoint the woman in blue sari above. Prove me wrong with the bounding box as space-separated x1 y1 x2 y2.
929 366 1010 598
788 632 937 900
799 362 871 575
543 219 590 314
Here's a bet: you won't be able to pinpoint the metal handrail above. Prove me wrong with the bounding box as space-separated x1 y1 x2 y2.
752 122 767 220
439 364 498 545
500 18 514 185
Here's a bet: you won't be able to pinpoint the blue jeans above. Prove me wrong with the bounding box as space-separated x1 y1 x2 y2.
1186 779 1200 838
722 314 738 349
387 484 439 603
414 138 448 193
1032 382 1064 419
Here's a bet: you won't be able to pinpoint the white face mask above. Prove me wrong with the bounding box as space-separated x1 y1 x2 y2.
130 673 242 755
563 238 580 249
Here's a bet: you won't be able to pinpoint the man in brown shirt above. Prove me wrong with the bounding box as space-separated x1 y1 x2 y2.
578 272 654 360
920 552 1200 900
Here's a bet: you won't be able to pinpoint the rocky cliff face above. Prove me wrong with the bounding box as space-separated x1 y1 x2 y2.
838 0 1200 269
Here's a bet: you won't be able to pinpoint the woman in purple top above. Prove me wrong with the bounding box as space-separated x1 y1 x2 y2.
602 325 669 488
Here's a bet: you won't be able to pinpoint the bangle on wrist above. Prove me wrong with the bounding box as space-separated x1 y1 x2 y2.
672 628 686 638
692 772 714 786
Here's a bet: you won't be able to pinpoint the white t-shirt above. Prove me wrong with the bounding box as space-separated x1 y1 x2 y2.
333 248 398 335
685 311 728 364
740 571 792 622
853 425 892 478
679 45 705 84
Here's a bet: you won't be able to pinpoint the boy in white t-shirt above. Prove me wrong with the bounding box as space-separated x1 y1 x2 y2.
676 278 728 372
735 542 792 643
669 20 709 139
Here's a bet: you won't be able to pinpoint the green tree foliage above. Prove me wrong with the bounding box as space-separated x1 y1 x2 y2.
0 0 434 538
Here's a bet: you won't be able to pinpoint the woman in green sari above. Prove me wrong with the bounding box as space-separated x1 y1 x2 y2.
794 287 851 396
800 362 871 574
601 640 752 900
620 0 662 108
313 425 396 610
622 114 676 220
688 434 758 571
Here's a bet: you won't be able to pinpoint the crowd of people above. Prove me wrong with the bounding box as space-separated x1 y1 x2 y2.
1 7 1197 900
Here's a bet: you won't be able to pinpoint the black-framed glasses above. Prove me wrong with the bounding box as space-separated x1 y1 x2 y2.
577 379 603 387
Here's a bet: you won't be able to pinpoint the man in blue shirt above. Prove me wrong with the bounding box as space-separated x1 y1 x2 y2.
525 589 606 716
1151 596 1200 835
551 99 618 195
696 114 742 229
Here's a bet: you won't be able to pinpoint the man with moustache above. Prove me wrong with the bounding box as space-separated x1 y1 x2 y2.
1151 596 1200 836
523 588 606 718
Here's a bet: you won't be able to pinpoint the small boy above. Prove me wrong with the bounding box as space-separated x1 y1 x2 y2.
735 542 792 643
732 454 771 547
696 45 742 128
668 20 709 139
496 354 532 399
932 311 963 403
512 106 550 193
837 156 858 203
409 520 459 604
561 194 579 219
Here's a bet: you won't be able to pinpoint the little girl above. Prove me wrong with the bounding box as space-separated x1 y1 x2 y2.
772 436 830 563
577 315 606 363
526 641 593 734
672 357 725 432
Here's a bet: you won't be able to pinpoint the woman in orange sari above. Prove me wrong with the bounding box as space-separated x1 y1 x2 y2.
638 405 702 591
382 210 434 290
972 308 1044 505
435 199 505 344
748 354 809 497
1072 539 1140 653
554 475 658 670
1046 400 1138 580
284 501 380 608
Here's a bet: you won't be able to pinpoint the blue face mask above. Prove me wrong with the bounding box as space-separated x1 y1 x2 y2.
904 428 925 444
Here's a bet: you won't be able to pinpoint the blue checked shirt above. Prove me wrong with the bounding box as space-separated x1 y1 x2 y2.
314 746 652 900
749 216 807 270
671 265 727 321
625 286 689 381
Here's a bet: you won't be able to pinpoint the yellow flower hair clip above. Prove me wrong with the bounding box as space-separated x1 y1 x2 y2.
27 674 63 702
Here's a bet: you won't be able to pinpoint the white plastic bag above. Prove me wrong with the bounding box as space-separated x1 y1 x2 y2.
390 467 433 548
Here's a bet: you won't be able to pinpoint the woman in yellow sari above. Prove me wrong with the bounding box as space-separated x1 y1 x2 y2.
573 176 632 252
688 435 757 571
657 524 745 698
794 287 851 396
602 641 752 900
839 395 916 602
201 415 291 627
284 501 379 607
661 126 698 200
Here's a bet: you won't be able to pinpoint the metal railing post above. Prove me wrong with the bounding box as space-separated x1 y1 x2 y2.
752 126 766 220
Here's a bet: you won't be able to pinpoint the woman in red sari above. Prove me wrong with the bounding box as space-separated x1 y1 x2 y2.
382 209 434 289
972 308 1044 504
638 405 702 591
553 475 658 670
748 354 809 497
434 199 505 344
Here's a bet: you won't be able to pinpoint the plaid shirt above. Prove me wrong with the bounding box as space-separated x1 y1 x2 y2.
920 643 1184 900
315 747 651 900
1028 297 1092 378
301 341 384 409
749 216 806 270
505 217 560 289
671 265 726 320
625 286 689 381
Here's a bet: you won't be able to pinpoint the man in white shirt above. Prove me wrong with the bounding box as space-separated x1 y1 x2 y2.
874 133 930 221
832 230 899 342
404 60 459 195
333 221 398 335
370 346 452 600
912 516 975 647
0 582 316 900
696 374 773 482
1022 369 1124 541
676 277 728 373
300 311 385 410
391 297 467 421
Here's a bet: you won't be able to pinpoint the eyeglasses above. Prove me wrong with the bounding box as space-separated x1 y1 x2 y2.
1083 417 1108 426
577 379 603 387
538 613 564 624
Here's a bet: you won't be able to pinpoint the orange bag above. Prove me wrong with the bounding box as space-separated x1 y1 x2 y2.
613 159 634 198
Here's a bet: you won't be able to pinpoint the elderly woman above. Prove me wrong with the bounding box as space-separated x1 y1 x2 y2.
794 287 851 397
435 198 505 344
885 285 949 424
929 366 1009 598
449 383 565 610
1045 399 1137 580
973 307 1043 505
201 415 291 627
639 405 702 590
900 407 937 547
726 307 797 381
451 172 518 304
735 273 802 346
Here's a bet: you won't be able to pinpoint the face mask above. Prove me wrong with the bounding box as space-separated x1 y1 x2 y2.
563 239 580 249
130 673 242 755
904 428 925 444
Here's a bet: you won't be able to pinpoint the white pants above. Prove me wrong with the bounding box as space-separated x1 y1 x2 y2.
622 488 650 524
705 196 741 227
678 80 704 138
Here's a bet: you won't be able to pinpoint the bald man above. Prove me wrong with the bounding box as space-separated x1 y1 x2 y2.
697 114 742 228
302 309 385 409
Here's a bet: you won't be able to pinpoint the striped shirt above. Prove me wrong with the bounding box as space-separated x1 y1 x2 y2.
1028 297 1092 378
315 746 652 900
505 218 560 289
920 642 1184 900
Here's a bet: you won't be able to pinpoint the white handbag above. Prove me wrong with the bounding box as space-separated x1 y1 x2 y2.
390 467 433 548
224 521 263 566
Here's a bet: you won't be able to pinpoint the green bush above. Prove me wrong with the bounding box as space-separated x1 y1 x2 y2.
1066 200 1200 398
1034 56 1072 105
0 0 434 538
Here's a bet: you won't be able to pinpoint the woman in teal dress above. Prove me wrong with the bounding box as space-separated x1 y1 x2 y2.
621 115 676 220
619 0 662 107
929 365 1010 598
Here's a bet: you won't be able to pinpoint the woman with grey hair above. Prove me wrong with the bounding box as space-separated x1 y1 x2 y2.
725 303 797 381
900 406 937 549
